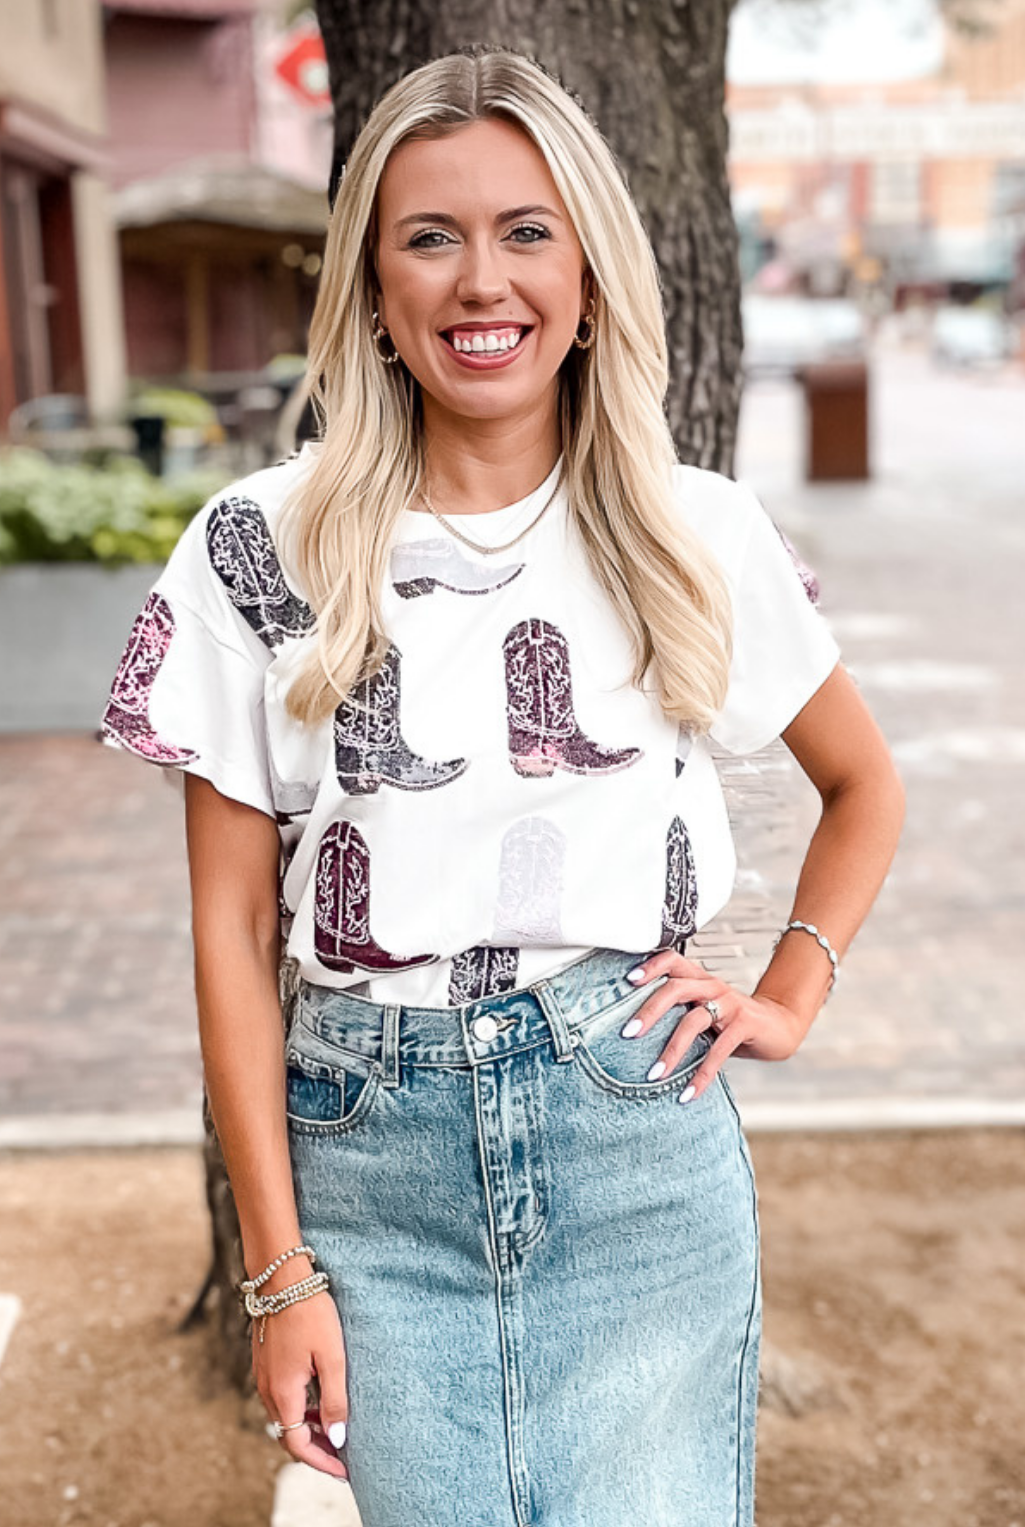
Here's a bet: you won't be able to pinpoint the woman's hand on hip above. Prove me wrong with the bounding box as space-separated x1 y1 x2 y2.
252 1291 351 1481
623 950 807 1103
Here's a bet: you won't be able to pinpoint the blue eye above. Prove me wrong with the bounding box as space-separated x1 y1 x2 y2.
408 229 452 249
407 223 552 250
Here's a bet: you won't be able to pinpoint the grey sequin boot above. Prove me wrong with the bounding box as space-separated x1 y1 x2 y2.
447 946 520 1004
659 815 698 952
206 496 315 648
334 644 468 795
391 538 524 599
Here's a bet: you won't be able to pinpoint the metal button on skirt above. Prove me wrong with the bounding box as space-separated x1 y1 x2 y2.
286 946 762 1527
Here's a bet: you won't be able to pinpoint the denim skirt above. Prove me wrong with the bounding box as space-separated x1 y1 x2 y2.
286 946 762 1527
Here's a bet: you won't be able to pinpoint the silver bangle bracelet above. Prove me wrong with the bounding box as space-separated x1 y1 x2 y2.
772 918 840 1001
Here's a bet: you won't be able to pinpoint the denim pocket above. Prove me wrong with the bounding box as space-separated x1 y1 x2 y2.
570 988 714 1100
284 1036 382 1135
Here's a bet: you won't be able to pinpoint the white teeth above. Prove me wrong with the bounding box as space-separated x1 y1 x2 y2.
450 329 524 354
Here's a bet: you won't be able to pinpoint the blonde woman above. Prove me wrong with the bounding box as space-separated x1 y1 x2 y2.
100 47 904 1527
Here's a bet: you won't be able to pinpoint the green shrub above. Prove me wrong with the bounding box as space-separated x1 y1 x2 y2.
0 447 224 566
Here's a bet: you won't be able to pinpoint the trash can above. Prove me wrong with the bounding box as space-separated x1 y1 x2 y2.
128 413 166 477
798 358 869 481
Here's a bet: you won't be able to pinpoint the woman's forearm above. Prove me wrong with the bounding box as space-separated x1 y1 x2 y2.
194 922 314 1293
751 767 906 1036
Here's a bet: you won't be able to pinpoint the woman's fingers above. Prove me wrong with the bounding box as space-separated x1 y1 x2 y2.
271 1399 350 1479
314 1340 351 1455
678 1027 748 1104
648 996 735 1081
622 952 749 1085
258 1322 350 1479
622 955 727 1038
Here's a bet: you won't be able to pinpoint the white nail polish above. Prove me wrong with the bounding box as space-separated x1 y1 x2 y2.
621 1016 643 1037
677 1084 696 1104
626 966 646 982
328 1421 347 1447
647 1060 666 1081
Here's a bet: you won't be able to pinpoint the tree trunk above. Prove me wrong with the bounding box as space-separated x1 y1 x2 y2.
201 0 744 1394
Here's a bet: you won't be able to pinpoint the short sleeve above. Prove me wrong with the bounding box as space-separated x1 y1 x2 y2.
707 481 842 756
97 496 276 819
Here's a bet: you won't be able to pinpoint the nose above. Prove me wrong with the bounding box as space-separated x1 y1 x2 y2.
455 235 511 305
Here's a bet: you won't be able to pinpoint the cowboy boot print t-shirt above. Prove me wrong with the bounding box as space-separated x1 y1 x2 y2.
98 445 842 1006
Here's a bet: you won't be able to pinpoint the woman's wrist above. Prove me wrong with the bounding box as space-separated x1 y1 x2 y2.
752 928 836 1034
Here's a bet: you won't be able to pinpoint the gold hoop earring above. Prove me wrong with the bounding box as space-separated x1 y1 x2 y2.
573 294 596 350
371 309 400 365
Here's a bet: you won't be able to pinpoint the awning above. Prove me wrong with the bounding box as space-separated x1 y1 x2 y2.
113 157 328 235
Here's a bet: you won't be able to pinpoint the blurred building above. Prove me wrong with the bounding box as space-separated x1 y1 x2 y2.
104 0 329 378
728 0 1025 300
0 0 330 434
0 0 125 425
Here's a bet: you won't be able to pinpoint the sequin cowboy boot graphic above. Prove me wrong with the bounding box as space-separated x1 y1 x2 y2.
503 618 643 778
101 592 199 764
659 815 698 953
313 820 437 973
334 643 468 795
206 496 315 648
491 816 567 945
391 538 524 599
447 946 520 1004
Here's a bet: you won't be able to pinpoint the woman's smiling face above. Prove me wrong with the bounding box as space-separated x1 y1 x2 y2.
372 116 591 425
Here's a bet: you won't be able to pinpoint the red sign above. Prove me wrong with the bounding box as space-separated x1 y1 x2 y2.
274 25 330 107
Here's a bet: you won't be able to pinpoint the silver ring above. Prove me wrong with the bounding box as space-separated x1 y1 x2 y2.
702 999 723 1030
273 1418 309 1438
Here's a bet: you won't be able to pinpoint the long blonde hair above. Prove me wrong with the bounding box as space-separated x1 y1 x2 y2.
277 46 733 732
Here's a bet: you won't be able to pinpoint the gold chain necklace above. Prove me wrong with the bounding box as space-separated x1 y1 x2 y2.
417 458 565 557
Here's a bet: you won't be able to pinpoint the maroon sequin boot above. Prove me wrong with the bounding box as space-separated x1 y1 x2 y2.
313 820 437 973
503 617 642 778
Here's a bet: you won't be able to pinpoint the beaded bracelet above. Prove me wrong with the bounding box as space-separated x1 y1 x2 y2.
243 1270 332 1344
772 918 840 1002
238 1243 318 1295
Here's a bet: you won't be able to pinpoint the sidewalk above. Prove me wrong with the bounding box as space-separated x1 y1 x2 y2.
1 340 1022 1137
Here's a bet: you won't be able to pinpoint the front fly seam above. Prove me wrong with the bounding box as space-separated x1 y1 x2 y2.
469 1061 534 1527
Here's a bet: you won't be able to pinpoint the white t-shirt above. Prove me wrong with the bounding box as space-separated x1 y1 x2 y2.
99 445 841 1006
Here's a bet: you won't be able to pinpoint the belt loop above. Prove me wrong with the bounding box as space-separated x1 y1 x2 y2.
531 981 575 1063
380 1003 402 1088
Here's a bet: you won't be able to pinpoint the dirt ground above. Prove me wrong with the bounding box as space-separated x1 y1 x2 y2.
0 1129 1022 1527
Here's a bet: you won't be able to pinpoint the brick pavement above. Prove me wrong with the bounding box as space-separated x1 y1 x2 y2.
2 340 1023 1127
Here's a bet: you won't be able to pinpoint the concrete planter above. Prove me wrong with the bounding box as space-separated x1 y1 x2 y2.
0 561 163 733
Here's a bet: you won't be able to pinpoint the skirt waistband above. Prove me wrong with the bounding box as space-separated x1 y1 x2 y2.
293 946 671 1082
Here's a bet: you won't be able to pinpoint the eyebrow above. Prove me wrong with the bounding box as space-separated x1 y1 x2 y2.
394 204 563 230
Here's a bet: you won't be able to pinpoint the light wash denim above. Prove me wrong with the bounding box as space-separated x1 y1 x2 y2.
287 946 762 1527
